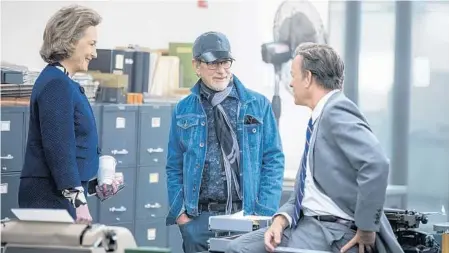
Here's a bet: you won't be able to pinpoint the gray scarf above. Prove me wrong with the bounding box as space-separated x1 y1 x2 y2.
201 82 242 214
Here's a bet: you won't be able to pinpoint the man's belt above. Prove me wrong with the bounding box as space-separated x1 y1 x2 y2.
199 201 242 212
312 215 357 230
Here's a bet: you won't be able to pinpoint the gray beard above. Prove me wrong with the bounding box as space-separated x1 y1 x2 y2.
202 81 227 91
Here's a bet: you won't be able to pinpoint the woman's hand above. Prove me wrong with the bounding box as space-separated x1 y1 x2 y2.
76 204 92 224
95 178 124 201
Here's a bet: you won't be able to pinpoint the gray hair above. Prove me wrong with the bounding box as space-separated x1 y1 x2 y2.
40 5 102 64
294 42 344 90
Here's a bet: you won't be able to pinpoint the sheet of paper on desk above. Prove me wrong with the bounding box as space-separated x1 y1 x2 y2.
231 210 244 217
229 211 271 221
11 208 75 223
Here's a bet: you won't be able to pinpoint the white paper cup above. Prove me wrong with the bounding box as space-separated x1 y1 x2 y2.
98 155 117 185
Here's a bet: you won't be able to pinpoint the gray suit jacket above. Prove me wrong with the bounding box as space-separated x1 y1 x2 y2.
278 92 403 253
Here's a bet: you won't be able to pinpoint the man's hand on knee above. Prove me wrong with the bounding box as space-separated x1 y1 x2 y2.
264 215 288 252
341 229 376 253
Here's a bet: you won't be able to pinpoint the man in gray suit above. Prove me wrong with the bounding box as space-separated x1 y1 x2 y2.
226 43 403 253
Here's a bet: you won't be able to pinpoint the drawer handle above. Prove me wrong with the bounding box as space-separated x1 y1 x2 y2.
147 148 164 153
144 203 161 209
109 206 127 212
0 154 13 160
111 149 128 155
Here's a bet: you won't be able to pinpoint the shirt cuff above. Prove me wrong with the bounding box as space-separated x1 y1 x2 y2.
177 205 186 218
273 212 292 228
62 186 86 208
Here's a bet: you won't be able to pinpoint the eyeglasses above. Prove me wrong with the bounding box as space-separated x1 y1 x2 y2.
200 60 233 70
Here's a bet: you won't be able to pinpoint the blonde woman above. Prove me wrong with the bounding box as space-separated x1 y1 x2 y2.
19 5 102 224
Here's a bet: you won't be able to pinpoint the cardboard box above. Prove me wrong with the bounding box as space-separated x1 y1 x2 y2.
168 42 198 89
88 72 129 90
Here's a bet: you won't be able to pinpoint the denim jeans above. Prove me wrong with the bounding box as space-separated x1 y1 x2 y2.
178 211 215 253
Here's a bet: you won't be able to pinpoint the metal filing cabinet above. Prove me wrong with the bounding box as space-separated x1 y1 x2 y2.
100 104 137 226
138 103 172 167
101 104 138 167
1 172 20 220
136 102 171 221
135 102 173 247
1 106 26 221
0 102 180 249
1 106 26 173
134 218 168 248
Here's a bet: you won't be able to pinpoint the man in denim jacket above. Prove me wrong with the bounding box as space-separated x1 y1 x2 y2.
165 31 285 253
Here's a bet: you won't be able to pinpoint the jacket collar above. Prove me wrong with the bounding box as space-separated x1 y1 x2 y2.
190 74 255 104
49 62 72 79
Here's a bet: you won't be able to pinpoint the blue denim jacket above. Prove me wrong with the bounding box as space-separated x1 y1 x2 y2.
165 75 285 225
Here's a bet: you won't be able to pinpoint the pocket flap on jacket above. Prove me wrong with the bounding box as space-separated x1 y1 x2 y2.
176 117 199 129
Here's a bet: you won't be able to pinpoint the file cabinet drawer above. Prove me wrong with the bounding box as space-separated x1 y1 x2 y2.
134 218 168 248
101 105 138 167
138 103 172 166
1 173 20 220
99 167 135 224
135 166 168 220
1 107 26 172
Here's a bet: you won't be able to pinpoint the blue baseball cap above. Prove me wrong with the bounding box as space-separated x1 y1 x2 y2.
193 31 234 63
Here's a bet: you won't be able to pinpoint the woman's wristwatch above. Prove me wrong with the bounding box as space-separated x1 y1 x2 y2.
62 186 87 208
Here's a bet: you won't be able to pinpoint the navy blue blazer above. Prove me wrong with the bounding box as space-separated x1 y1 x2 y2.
21 64 100 190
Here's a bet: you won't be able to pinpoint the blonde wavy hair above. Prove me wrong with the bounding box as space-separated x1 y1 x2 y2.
40 5 102 64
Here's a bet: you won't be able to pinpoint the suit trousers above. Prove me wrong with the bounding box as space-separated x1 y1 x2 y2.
225 216 358 253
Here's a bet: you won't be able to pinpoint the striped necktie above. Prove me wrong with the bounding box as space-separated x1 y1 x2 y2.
292 117 314 228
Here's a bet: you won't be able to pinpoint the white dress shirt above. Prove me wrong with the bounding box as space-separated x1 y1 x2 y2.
279 89 353 226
